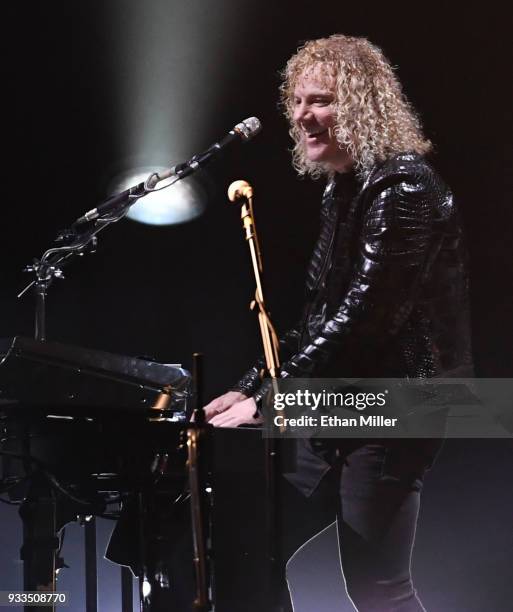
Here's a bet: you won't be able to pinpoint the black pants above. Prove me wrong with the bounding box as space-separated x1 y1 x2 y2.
107 440 437 611
283 441 439 612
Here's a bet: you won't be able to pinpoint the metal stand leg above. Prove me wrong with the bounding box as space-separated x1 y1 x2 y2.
84 517 98 612
264 436 285 612
136 492 151 612
189 353 213 611
34 280 48 342
121 567 134 612
19 472 58 612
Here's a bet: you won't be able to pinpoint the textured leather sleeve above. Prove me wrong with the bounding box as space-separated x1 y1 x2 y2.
279 173 439 378
230 328 302 396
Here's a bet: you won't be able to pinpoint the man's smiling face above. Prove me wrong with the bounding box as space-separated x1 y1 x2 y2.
292 68 353 173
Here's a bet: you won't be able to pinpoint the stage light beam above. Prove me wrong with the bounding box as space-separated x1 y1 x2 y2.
110 167 206 226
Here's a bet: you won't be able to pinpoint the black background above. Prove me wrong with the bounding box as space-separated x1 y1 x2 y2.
3 2 512 388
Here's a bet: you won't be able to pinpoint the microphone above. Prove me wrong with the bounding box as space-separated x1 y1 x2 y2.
228 180 254 202
146 116 262 186
74 117 262 225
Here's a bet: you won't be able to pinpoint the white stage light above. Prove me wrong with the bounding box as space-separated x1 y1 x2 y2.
110 166 206 226
141 579 152 598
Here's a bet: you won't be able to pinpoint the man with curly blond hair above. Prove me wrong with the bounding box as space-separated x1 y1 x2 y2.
204 35 472 611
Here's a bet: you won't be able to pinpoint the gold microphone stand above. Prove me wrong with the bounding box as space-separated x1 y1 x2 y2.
228 180 285 611
227 180 281 383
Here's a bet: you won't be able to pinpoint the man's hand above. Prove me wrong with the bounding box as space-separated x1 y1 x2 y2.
209 396 263 427
197 391 248 422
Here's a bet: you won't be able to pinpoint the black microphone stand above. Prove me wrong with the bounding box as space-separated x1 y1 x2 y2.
18 170 178 340
19 220 110 342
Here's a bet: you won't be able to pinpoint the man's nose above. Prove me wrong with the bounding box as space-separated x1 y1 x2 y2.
293 103 312 123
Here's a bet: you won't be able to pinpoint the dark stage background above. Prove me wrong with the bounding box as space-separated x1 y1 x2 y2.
2 1 512 610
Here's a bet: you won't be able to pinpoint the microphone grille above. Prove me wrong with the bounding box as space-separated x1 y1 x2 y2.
228 180 253 202
235 117 262 141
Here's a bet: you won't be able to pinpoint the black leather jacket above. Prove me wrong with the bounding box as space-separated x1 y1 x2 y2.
234 153 473 399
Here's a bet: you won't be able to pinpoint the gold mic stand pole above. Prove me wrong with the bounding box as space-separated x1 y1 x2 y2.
228 180 281 384
228 180 285 611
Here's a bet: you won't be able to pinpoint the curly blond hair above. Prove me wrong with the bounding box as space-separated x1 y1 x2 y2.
280 35 432 178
